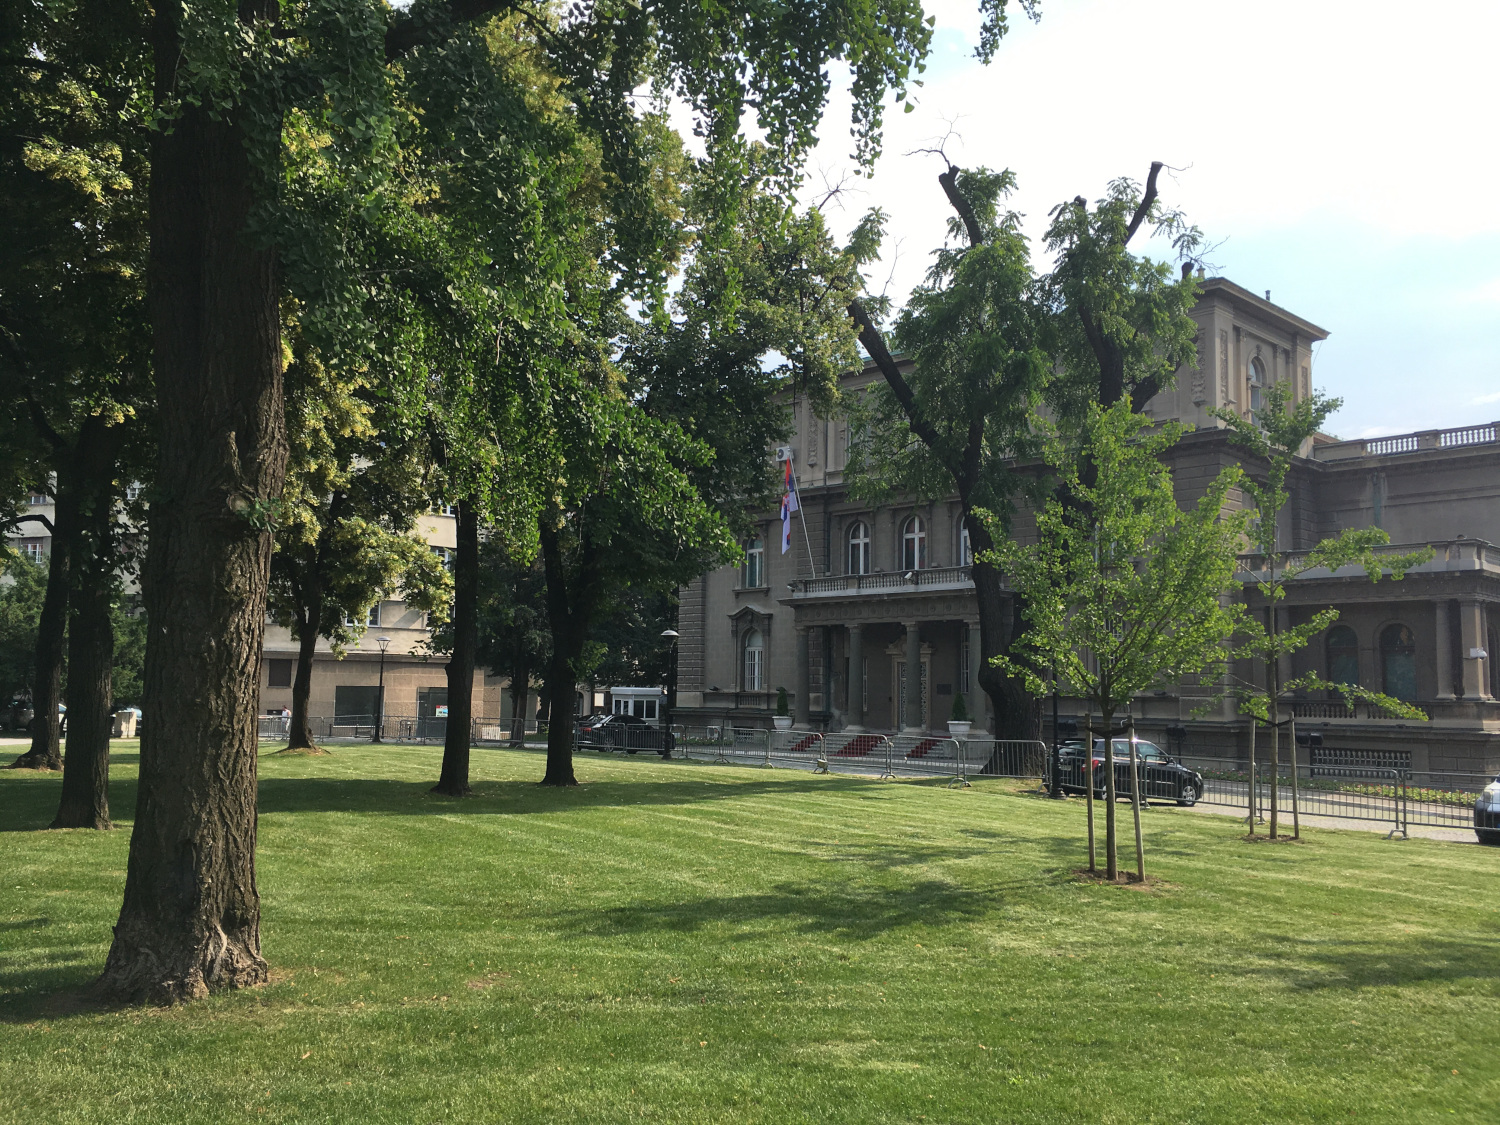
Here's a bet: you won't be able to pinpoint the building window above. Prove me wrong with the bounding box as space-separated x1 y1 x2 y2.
1248 356 1267 420
335 685 380 723
430 503 456 517
959 522 973 566
28 493 49 506
1325 625 1359 689
124 483 143 502
901 515 927 571
430 546 453 569
1380 624 1417 702
20 539 45 564
742 628 764 691
743 537 764 588
1489 627 1499 699
345 603 381 628
847 520 870 575
267 659 293 688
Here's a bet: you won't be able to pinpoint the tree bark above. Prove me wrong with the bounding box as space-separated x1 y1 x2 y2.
52 427 122 829
10 478 75 771
96 3 284 1003
53 546 114 830
508 661 529 745
538 519 587 787
432 498 478 796
286 609 320 751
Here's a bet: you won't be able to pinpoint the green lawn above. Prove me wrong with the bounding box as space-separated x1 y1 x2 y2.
2 743 1497 1124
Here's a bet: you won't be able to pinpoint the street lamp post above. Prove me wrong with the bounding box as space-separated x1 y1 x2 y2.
373 635 392 743
660 628 679 756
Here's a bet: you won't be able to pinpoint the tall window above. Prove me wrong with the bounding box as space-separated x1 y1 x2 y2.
1490 627 1499 699
1325 625 1359 688
1248 356 1267 420
743 537 764 588
742 628 764 691
1380 624 1417 701
901 515 927 570
959 523 973 566
21 539 45 564
847 520 870 575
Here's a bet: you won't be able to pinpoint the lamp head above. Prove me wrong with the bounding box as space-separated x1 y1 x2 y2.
376 635 392 653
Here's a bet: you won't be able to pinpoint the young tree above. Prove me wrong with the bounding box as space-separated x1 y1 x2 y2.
1214 382 1431 839
992 401 1247 881
474 544 550 744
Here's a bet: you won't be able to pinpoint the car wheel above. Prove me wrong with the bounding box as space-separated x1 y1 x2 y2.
1177 782 1200 808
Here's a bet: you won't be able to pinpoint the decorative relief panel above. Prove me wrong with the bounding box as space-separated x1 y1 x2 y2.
1218 330 1230 402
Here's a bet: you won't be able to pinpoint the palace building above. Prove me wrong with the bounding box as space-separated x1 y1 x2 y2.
671 278 1500 773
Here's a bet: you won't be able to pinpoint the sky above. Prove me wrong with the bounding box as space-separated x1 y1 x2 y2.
783 0 1500 439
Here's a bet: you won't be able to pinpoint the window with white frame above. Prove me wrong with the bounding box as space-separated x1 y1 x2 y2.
27 493 48 507
345 603 381 628
742 628 765 691
431 545 453 569
124 483 143 502
743 537 765 588
430 502 457 517
847 520 870 575
21 539 45 564
901 515 927 570
959 522 972 566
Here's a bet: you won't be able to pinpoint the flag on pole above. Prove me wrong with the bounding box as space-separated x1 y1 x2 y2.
779 458 799 554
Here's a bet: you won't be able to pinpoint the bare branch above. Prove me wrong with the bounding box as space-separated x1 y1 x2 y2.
386 0 523 62
1122 160 1163 246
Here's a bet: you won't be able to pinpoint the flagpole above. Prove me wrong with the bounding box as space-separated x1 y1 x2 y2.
790 460 818 577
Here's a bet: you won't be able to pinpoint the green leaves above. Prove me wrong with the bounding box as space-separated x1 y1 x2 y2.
991 401 1247 715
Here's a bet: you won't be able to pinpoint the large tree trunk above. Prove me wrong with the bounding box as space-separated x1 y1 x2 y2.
968 515 1040 754
10 480 76 771
432 498 478 797
52 437 121 830
53 546 115 830
538 520 581 787
541 647 579 786
96 7 285 1003
286 612 320 751
508 661 529 745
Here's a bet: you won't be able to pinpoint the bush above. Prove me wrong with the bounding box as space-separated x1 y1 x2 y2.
950 692 969 722
775 687 789 716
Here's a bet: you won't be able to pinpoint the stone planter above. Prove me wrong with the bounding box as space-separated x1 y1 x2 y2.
773 715 793 731
947 720 972 737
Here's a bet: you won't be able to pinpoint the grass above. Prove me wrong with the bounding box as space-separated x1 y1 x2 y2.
2 742 1498 1124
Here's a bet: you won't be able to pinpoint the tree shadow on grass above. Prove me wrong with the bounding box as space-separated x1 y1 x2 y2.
0 774 138 833
252 773 891 818
558 877 1002 942
1242 930 1500 992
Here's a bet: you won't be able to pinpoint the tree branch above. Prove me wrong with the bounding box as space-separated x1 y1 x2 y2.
846 298 951 469
1122 160 1163 246
385 0 523 62
938 166 983 248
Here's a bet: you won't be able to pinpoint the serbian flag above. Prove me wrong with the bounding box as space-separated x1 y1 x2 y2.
780 458 799 554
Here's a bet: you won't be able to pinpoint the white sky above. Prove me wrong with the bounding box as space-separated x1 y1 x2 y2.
788 0 1500 439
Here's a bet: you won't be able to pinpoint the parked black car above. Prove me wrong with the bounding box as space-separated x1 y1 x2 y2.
1055 738 1203 806
1475 776 1500 845
576 713 673 757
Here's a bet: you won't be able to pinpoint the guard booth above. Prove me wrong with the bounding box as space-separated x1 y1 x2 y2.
608 686 665 728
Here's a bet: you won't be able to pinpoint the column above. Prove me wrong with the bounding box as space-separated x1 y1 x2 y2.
1460 600 1492 700
821 625 834 717
1435 600 1454 700
846 624 865 730
967 619 988 735
794 625 812 725
903 621 923 732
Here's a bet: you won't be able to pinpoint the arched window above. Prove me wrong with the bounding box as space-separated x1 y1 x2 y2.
847 520 870 575
1380 624 1417 701
1325 625 1359 688
958 522 973 566
902 515 927 571
1248 356 1267 420
743 537 764 588
742 628 764 691
1489 626 1499 699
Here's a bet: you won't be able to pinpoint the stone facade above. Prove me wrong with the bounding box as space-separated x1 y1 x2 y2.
673 278 1500 773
